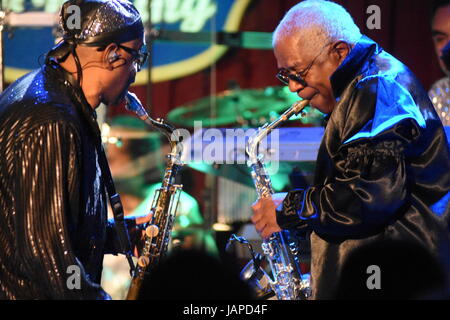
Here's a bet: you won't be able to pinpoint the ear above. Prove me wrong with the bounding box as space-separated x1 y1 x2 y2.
331 41 352 64
103 43 121 70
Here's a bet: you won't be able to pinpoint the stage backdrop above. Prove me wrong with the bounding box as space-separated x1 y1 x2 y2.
136 0 443 119
3 0 444 118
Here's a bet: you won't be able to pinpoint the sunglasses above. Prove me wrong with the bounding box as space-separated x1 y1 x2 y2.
117 44 149 72
276 42 333 86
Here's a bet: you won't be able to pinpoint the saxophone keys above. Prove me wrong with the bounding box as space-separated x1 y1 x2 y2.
145 225 159 238
137 256 150 268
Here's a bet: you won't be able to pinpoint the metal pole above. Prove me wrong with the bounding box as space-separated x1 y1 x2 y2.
207 8 218 231
146 0 153 115
0 0 5 92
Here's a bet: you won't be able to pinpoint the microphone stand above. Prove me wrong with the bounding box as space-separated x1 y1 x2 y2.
0 2 5 92
145 0 154 117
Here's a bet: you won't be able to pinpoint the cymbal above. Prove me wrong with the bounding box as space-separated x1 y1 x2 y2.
167 86 323 127
187 161 316 190
188 163 254 186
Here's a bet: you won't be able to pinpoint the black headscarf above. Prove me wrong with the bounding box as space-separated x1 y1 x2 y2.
46 0 144 87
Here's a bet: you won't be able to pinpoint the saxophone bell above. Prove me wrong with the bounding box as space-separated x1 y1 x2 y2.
225 234 273 299
240 256 274 299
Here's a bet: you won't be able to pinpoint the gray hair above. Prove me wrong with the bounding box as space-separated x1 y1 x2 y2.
273 0 362 53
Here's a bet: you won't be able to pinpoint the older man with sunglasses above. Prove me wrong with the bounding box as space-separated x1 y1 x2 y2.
251 0 450 299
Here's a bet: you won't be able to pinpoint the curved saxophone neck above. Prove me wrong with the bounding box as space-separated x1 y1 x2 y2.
246 124 270 165
279 99 310 122
246 99 310 165
168 127 184 165
150 119 184 167
125 91 184 165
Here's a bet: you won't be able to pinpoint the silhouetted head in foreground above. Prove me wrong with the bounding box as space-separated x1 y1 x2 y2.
138 249 255 300
334 239 450 300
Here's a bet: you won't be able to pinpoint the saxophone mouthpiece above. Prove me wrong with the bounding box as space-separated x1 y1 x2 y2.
292 99 310 116
125 91 149 121
293 88 318 115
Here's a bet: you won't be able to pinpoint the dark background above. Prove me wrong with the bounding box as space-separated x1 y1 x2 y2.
125 0 444 120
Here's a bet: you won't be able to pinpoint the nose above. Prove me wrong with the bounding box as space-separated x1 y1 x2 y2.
288 79 306 95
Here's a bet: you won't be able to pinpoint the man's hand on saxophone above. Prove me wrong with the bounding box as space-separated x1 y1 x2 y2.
251 193 287 239
125 210 154 257
135 211 153 226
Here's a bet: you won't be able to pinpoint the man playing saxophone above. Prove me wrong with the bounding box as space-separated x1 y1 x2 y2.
251 0 450 299
0 0 152 299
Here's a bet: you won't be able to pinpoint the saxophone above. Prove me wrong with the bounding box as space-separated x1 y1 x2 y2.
124 92 184 300
245 99 312 300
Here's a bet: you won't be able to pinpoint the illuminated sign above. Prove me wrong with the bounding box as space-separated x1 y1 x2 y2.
3 0 251 84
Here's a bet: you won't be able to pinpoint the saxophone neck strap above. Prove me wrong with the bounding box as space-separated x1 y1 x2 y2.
97 143 135 273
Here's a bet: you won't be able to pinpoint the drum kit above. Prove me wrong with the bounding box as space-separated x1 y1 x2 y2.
166 84 324 186
167 85 324 128
164 85 325 227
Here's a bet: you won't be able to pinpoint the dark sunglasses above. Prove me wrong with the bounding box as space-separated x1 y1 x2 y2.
117 44 149 72
276 42 333 86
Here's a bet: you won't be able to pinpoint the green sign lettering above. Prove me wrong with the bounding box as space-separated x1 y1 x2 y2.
4 0 218 32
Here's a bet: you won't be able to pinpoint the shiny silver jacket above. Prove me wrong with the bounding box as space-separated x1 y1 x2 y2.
0 64 134 299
